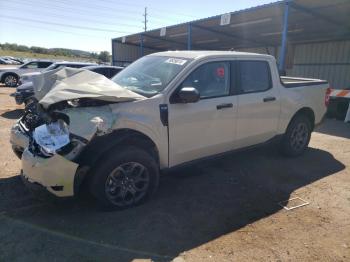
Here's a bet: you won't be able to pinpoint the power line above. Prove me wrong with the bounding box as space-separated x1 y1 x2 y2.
4 1 143 28
95 0 198 19
2 0 201 39
4 3 193 36
6 0 195 26
6 0 146 22
34 0 143 16
1 15 133 34
3 6 141 29
1 19 104 39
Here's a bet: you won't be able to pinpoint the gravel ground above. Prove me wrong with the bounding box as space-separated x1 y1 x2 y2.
0 86 349 262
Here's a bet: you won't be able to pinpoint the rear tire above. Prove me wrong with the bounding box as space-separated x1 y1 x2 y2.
4 74 18 87
280 115 312 157
89 146 159 209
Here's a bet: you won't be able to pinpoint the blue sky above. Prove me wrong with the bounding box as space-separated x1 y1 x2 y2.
0 0 275 52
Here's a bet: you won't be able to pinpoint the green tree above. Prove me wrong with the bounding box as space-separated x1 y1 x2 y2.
98 51 110 63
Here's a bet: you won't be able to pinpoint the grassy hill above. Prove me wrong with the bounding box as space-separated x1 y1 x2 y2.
0 43 109 63
0 50 97 62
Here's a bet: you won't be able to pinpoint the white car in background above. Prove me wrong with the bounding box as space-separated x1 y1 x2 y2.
0 56 23 65
0 60 53 87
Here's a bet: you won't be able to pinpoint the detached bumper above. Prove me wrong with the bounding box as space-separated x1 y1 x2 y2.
21 149 79 197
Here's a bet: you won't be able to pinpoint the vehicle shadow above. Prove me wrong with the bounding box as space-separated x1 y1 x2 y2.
0 109 24 119
315 118 350 139
0 146 345 261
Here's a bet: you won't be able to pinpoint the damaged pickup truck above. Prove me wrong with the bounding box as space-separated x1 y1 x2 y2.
10 51 329 209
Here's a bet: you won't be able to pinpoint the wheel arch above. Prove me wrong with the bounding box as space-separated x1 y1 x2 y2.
75 129 160 180
288 107 315 131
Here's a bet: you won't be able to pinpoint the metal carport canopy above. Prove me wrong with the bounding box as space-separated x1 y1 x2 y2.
112 0 350 70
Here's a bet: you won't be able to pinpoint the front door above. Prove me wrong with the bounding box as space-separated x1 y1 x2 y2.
168 61 238 167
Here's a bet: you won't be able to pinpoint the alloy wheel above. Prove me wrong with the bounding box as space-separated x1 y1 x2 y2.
4 75 17 87
105 162 150 207
290 122 309 151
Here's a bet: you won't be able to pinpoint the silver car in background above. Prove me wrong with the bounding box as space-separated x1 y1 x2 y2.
19 61 97 85
0 60 53 87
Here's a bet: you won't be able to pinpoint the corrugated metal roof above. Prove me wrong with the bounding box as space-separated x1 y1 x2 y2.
113 0 350 51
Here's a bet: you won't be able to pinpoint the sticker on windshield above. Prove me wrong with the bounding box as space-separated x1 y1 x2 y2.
165 58 187 65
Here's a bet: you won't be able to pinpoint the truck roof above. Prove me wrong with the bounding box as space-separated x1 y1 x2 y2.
150 50 273 60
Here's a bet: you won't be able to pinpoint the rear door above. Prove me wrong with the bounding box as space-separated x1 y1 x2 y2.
235 60 281 147
168 61 238 166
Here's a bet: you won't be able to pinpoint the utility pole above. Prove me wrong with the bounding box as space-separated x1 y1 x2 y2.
143 7 148 32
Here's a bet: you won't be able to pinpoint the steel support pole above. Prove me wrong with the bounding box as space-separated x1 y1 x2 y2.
111 39 115 66
279 1 289 72
187 23 192 50
140 34 144 57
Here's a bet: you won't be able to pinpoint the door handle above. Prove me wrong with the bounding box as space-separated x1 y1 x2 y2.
263 97 276 102
216 103 233 110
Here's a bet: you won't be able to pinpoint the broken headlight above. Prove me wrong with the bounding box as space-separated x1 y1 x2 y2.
33 119 70 157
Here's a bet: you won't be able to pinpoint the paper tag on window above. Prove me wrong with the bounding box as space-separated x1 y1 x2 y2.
220 13 231 26
165 58 187 65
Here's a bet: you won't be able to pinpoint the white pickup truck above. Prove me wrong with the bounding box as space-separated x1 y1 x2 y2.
10 51 329 209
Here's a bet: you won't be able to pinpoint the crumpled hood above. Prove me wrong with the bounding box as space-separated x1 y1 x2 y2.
32 67 144 109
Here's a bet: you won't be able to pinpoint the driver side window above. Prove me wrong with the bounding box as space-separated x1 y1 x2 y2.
181 61 230 99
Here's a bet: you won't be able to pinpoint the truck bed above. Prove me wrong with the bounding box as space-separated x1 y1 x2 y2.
281 76 328 88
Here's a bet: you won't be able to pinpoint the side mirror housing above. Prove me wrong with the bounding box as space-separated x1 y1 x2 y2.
177 87 200 103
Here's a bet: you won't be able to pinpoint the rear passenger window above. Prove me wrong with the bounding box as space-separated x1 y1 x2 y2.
38 62 52 68
239 61 271 93
181 61 230 99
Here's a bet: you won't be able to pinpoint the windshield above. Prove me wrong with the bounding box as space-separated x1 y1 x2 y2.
111 56 190 97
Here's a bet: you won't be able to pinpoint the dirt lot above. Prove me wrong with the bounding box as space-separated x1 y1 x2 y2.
0 86 349 262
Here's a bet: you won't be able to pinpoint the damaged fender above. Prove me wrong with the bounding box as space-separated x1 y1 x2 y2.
62 105 116 140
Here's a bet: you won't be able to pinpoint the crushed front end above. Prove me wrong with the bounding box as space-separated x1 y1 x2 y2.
17 102 89 197
11 67 142 198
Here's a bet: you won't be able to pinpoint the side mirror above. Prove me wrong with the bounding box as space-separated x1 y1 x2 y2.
177 87 200 103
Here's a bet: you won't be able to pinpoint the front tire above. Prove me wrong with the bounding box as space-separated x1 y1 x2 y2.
4 74 18 87
89 146 159 209
281 115 312 157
